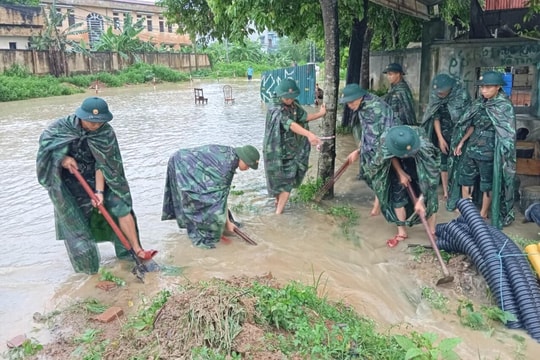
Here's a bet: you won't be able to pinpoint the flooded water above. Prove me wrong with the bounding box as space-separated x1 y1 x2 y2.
1 79 540 358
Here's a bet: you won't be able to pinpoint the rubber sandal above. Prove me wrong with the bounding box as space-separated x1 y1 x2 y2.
386 234 408 248
136 249 158 260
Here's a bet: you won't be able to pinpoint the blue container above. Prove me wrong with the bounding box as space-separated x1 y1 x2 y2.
260 63 316 105
502 72 513 97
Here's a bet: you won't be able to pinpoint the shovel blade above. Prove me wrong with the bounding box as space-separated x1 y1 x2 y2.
131 263 147 283
436 275 454 286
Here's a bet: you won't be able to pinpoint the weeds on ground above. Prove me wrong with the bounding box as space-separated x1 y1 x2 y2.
421 286 450 313
25 278 463 359
126 289 172 331
229 185 245 196
394 332 460 360
3 338 43 360
98 268 126 287
457 299 517 332
508 234 537 250
290 176 323 203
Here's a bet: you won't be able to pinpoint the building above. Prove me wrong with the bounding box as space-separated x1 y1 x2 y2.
0 0 191 50
0 4 44 50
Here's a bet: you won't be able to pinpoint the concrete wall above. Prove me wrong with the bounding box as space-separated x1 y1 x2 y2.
370 38 539 122
0 50 210 75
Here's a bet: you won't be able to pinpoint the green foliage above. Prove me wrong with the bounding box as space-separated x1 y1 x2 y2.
250 280 460 358
394 332 461 360
1 0 39 4
421 286 449 313
4 338 43 360
92 13 155 60
336 126 352 135
455 299 516 331
291 176 324 203
29 2 88 54
509 234 538 250
3 64 31 78
98 268 126 287
71 328 110 360
127 289 171 331
439 0 470 31
327 205 360 244
83 298 107 314
0 74 83 101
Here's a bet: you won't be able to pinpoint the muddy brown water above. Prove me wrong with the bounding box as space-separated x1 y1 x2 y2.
1 79 540 358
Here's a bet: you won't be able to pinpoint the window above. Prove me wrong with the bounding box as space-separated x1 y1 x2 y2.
56 8 63 27
9 42 16 50
159 17 164 32
68 9 75 26
146 15 153 31
113 12 120 30
167 24 173 33
87 13 104 45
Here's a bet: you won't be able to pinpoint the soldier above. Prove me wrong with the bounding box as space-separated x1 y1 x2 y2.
37 97 157 274
382 63 417 126
365 125 440 247
341 83 398 216
421 73 471 199
162 144 260 248
263 78 325 214
449 71 516 228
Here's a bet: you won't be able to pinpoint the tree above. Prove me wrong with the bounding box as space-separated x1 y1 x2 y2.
92 13 156 62
28 1 88 76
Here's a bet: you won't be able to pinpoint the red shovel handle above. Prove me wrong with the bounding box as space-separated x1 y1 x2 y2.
70 167 133 252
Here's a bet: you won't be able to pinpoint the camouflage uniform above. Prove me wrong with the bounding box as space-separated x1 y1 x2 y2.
447 92 516 228
263 97 310 196
162 145 239 248
37 115 136 274
383 79 417 126
365 126 440 226
351 93 397 186
422 76 471 172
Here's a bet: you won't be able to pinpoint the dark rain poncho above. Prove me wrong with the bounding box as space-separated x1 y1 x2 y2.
351 93 397 185
421 76 471 148
161 145 239 248
36 115 135 274
447 92 516 228
383 79 417 126
365 126 440 226
263 98 310 196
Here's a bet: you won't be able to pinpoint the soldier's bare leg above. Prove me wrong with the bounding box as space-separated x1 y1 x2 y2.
276 191 290 215
370 196 381 216
480 191 491 220
441 171 449 199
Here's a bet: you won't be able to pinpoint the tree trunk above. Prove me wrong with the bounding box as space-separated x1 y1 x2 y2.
317 0 340 199
360 28 373 90
341 0 369 127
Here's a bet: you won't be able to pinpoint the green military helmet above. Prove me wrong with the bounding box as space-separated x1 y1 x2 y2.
383 63 405 74
477 71 506 86
75 97 113 122
385 125 420 158
338 83 367 104
235 145 260 169
275 78 300 99
432 73 455 93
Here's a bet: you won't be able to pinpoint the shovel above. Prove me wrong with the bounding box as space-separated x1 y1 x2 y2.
313 161 351 202
406 186 454 286
71 168 151 282
228 210 257 245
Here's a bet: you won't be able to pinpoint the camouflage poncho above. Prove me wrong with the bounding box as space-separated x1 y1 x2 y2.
421 76 471 145
36 115 134 274
383 79 417 126
162 145 239 248
365 126 440 226
447 92 516 228
263 97 310 196
351 93 398 184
